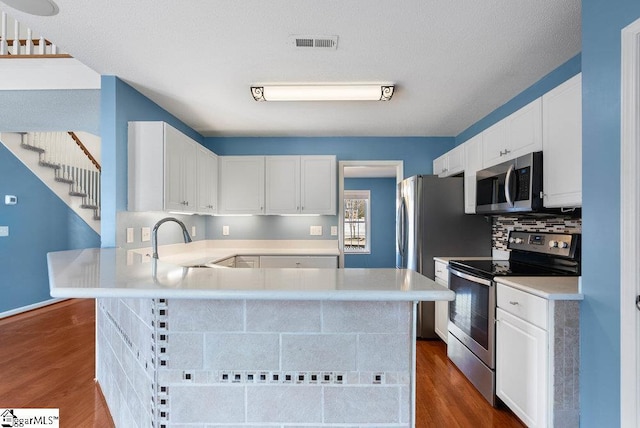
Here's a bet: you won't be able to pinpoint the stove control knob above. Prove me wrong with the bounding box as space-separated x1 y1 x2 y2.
548 240 558 248
558 241 569 249
509 237 515 244
514 238 523 244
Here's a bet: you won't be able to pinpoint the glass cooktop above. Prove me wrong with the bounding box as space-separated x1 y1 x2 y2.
448 259 579 280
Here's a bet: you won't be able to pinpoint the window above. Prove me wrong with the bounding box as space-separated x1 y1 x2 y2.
343 190 370 253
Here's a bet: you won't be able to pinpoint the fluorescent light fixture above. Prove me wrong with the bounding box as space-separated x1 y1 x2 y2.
251 84 394 102
2 0 59 16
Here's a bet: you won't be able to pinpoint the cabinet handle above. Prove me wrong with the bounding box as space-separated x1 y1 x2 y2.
509 301 519 305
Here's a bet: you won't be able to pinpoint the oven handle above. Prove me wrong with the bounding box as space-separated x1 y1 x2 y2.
448 267 493 287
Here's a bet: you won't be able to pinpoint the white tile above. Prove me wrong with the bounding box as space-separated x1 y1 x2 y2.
168 333 204 370
246 300 321 332
204 333 279 370
322 301 411 333
170 385 245 423
247 385 322 423
281 334 356 371
169 300 245 332
324 386 400 423
357 334 411 372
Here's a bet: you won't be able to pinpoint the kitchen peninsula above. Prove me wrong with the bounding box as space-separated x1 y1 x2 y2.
47 244 453 427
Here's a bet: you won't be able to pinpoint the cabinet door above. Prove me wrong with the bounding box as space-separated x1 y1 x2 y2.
542 73 582 208
482 120 508 167
235 256 260 268
164 124 196 212
265 156 301 214
196 147 218 214
433 154 448 177
463 134 483 214
496 308 548 428
434 276 449 343
218 156 265 214
507 98 542 159
300 156 336 215
447 145 465 176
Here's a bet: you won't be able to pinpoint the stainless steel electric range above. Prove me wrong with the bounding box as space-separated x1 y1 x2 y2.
446 231 581 405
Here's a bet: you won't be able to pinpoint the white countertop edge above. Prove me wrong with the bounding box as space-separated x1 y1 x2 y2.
50 288 455 302
495 277 583 301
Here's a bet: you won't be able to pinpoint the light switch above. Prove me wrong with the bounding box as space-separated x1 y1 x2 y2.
223 225 230 236
126 228 134 243
0 226 8 237
330 226 338 236
191 226 196 237
141 227 151 242
310 226 323 236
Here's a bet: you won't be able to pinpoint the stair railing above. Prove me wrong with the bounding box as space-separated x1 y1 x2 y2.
0 11 70 57
21 132 101 220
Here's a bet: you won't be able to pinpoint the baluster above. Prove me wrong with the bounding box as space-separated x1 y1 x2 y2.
25 28 33 55
1 12 7 55
38 36 45 55
12 19 19 55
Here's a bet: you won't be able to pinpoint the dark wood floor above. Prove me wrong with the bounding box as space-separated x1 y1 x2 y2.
0 299 523 427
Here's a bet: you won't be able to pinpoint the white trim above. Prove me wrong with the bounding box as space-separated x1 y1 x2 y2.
0 298 65 319
620 17 640 428
338 160 403 267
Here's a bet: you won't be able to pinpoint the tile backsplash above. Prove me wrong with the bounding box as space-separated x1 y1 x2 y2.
492 215 582 251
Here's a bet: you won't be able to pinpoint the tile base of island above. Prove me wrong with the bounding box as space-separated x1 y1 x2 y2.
48 248 454 427
97 298 416 427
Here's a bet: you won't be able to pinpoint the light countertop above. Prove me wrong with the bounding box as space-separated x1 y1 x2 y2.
495 276 582 300
48 245 454 302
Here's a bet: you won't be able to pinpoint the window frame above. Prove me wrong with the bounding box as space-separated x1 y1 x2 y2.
343 190 371 254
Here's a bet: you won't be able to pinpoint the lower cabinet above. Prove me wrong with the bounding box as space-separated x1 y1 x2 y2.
259 256 338 268
433 260 449 343
235 255 260 268
495 283 580 428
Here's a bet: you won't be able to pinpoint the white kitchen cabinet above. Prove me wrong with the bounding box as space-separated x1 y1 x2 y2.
195 146 218 214
496 283 580 427
433 144 464 177
433 260 449 343
266 156 301 214
235 255 260 268
463 134 483 214
300 156 336 215
218 156 265 215
128 121 202 213
259 255 338 268
542 73 582 208
482 98 542 167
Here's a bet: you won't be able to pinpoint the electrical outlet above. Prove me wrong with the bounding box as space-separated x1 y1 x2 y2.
141 227 151 242
330 226 338 236
126 228 134 243
310 226 323 236
223 225 230 236
0 226 8 237
191 226 196 237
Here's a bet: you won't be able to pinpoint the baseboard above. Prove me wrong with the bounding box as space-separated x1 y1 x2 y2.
0 298 66 319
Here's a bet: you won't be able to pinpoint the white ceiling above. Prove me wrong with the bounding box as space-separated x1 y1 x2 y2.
1 0 581 138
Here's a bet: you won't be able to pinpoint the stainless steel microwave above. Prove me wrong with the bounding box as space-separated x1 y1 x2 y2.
475 151 544 214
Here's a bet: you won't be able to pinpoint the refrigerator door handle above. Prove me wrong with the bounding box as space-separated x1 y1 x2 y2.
397 199 406 259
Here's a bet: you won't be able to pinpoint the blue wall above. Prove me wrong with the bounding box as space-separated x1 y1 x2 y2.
0 143 100 313
456 54 582 145
100 76 205 247
344 178 396 268
204 137 453 178
580 1 640 426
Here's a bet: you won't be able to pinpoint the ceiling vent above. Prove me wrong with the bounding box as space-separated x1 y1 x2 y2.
290 35 338 50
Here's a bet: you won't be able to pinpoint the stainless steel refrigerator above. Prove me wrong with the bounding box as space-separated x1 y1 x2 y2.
396 175 492 338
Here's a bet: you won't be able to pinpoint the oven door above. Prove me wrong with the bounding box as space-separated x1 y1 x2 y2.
448 268 496 369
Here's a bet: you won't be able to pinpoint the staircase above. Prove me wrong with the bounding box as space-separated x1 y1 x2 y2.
0 131 101 234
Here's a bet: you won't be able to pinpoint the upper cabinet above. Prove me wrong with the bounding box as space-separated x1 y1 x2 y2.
218 156 266 215
265 155 336 215
195 146 218 214
433 144 464 177
542 73 582 208
482 98 542 167
300 156 336 215
128 121 212 213
463 134 483 214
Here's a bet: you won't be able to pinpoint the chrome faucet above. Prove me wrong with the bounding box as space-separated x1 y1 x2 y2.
151 217 192 259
